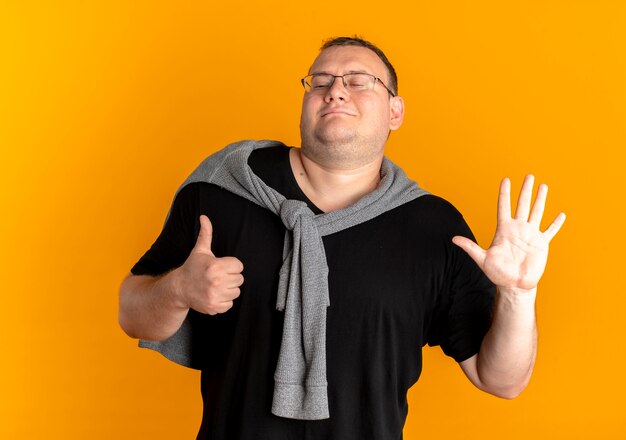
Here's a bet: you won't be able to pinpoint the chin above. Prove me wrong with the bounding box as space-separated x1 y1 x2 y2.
316 126 358 145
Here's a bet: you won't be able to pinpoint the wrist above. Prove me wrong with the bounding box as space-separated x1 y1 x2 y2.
161 268 189 311
497 286 537 305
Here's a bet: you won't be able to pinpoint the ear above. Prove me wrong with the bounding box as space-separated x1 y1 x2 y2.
389 96 405 131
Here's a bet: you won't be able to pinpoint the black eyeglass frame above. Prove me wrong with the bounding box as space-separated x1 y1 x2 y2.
300 73 396 97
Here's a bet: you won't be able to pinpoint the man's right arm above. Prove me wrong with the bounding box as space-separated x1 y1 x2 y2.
118 215 245 341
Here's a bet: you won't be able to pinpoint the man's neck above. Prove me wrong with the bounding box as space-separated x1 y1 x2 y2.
289 148 383 212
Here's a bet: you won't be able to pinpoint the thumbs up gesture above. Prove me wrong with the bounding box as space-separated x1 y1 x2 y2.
176 215 244 315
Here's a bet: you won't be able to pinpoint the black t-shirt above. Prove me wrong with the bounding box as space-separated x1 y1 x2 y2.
132 145 495 440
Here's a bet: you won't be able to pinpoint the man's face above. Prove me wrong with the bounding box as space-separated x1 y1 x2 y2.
299 45 404 169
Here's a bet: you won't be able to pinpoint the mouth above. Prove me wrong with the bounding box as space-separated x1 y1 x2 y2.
321 109 355 117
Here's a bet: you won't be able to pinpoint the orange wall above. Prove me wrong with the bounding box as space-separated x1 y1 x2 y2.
1 1 625 438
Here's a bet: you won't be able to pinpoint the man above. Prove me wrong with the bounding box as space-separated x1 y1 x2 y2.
119 37 565 439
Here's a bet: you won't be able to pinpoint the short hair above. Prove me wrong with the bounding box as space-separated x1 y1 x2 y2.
320 36 398 96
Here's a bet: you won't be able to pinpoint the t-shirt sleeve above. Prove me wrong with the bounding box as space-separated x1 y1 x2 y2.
131 183 201 276
428 206 496 363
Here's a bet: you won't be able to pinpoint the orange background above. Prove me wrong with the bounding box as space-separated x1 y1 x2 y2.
1 1 625 438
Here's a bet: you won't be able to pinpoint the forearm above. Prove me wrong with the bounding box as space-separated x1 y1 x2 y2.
474 287 538 398
118 270 190 342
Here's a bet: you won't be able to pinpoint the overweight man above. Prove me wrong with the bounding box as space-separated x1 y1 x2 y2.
119 36 566 440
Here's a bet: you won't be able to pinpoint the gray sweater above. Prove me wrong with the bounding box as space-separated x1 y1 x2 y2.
140 140 428 419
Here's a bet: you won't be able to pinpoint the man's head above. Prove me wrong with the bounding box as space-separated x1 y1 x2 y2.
319 36 398 97
299 36 405 170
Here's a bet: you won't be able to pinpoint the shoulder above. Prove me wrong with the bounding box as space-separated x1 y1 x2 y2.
410 193 461 213
174 180 225 204
174 181 257 212
369 193 475 247
398 193 465 226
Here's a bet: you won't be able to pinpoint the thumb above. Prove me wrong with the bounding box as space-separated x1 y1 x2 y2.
451 235 486 268
193 215 215 255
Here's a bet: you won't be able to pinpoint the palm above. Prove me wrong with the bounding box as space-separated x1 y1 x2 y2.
453 176 566 292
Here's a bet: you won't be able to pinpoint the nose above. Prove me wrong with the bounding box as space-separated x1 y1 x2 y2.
324 76 349 102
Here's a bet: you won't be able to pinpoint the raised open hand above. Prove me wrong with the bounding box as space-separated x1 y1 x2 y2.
452 175 566 292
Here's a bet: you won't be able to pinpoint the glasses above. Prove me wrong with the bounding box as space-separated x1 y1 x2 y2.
301 73 396 97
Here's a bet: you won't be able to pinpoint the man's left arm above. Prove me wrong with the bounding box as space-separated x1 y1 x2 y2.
452 175 566 398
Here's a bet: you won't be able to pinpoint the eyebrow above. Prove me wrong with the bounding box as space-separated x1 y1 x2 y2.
308 69 376 77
